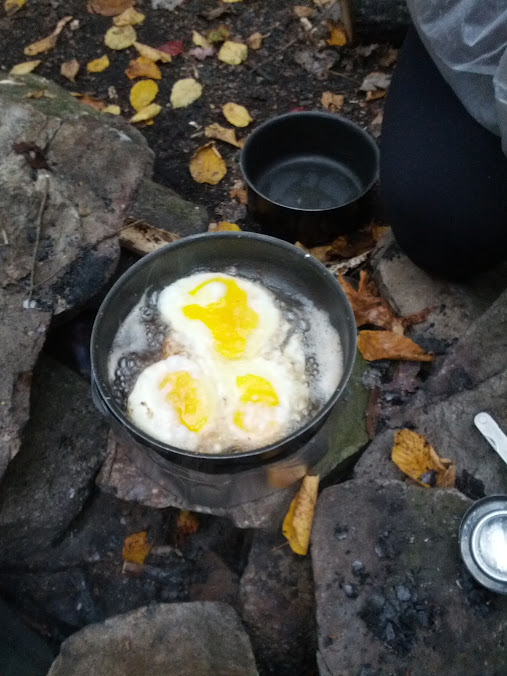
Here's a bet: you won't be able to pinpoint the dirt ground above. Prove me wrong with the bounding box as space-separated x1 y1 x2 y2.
0 0 400 225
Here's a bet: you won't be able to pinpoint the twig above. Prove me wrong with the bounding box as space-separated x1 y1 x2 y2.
1 229 8 245
28 175 49 302
329 70 361 85
248 35 301 77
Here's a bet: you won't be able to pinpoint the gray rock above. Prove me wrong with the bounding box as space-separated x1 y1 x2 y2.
0 356 109 563
240 531 318 676
151 0 185 9
47 602 258 676
311 480 507 676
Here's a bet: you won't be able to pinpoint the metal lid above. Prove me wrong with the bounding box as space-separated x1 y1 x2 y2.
460 496 507 594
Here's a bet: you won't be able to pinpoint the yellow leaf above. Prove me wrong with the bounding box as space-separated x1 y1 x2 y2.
88 0 134 16
221 0 242 3
204 123 244 148
192 30 211 49
189 142 227 185
24 16 72 56
282 475 319 555
218 41 248 65
222 102 253 128
357 330 435 362
134 41 172 63
87 55 110 72
392 429 456 488
4 0 25 15
176 509 200 535
126 56 161 80
130 79 159 111
122 531 152 564
104 24 137 50
170 77 202 109
130 102 162 123
10 60 41 75
113 6 145 25
208 221 241 232
247 32 263 50
321 91 344 112
60 58 80 82
103 104 121 114
327 22 347 46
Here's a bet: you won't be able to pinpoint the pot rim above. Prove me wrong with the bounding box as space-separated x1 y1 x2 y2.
240 110 380 213
91 231 357 462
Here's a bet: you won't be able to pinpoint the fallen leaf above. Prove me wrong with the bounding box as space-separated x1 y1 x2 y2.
189 142 227 184
176 509 200 535
10 60 41 75
392 429 456 488
120 220 180 255
293 5 315 18
103 104 121 114
130 102 161 123
170 77 202 108
294 48 336 79
13 141 51 171
268 463 307 489
87 55 110 72
327 22 347 46
379 47 398 68
4 0 25 16
24 16 73 56
221 0 242 3
359 71 391 92
357 330 435 362
208 221 241 232
188 46 215 61
24 89 55 99
77 93 107 111
204 123 244 148
366 89 386 101
60 58 80 82
230 183 248 204
104 25 137 50
113 6 145 25
247 32 263 50
321 91 344 112
157 39 184 57
130 79 159 111
134 42 172 63
88 0 133 15
282 475 319 555
207 24 230 44
222 102 253 127
122 531 152 564
192 30 211 49
126 56 162 79
218 41 248 65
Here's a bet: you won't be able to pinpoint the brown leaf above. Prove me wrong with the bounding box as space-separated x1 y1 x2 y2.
122 531 152 564
60 58 80 82
392 428 456 487
120 221 180 255
88 0 134 16
176 510 200 536
321 91 344 112
247 32 263 50
366 89 386 101
12 142 51 171
282 475 319 555
125 56 162 80
338 270 400 331
204 123 244 148
75 93 107 111
293 5 315 18
358 330 435 362
24 16 72 56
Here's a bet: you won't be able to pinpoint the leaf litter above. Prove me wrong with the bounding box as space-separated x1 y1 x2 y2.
204 123 244 148
189 143 227 184
24 16 73 56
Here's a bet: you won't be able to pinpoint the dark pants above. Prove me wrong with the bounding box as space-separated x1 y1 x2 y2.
380 28 507 278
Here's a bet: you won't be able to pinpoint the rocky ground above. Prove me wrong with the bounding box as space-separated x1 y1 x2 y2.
1 1 507 675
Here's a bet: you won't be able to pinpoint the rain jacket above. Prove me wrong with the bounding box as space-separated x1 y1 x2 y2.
407 0 507 156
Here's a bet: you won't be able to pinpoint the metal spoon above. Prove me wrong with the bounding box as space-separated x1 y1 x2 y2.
474 412 507 467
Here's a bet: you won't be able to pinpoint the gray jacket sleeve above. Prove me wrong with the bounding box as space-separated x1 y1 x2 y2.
406 0 507 156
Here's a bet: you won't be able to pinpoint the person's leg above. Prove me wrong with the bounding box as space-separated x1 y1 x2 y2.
380 27 507 278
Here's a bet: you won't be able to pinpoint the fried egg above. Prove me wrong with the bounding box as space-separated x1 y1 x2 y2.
158 273 280 361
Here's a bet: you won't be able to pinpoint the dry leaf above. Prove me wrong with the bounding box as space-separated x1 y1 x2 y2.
358 330 435 362
360 71 391 92
282 475 319 555
222 102 253 127
103 104 121 114
189 143 227 185
134 42 172 63
4 0 25 16
130 79 159 111
10 60 41 75
192 30 211 49
204 123 244 148
76 94 107 111
61 58 80 82
208 221 241 232
176 509 200 535
230 184 248 204
221 0 242 3
366 89 386 101
24 89 55 99
293 5 315 18
327 23 347 47
126 56 162 80
170 77 202 108
218 41 248 65
321 91 344 112
113 7 145 25
24 16 72 56
247 32 263 50
120 221 180 255
104 25 137 50
338 270 400 331
87 55 110 72
157 39 184 56
130 102 161 123
392 429 456 488
122 531 152 564
88 0 134 16
207 25 230 44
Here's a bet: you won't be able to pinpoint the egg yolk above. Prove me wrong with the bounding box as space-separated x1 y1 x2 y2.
234 374 279 431
159 371 208 432
183 277 259 359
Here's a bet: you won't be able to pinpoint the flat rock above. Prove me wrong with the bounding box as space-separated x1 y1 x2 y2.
312 480 507 676
240 531 318 676
47 602 258 676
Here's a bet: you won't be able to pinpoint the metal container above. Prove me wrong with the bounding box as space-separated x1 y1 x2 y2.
240 111 380 247
459 496 507 595
90 232 357 508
